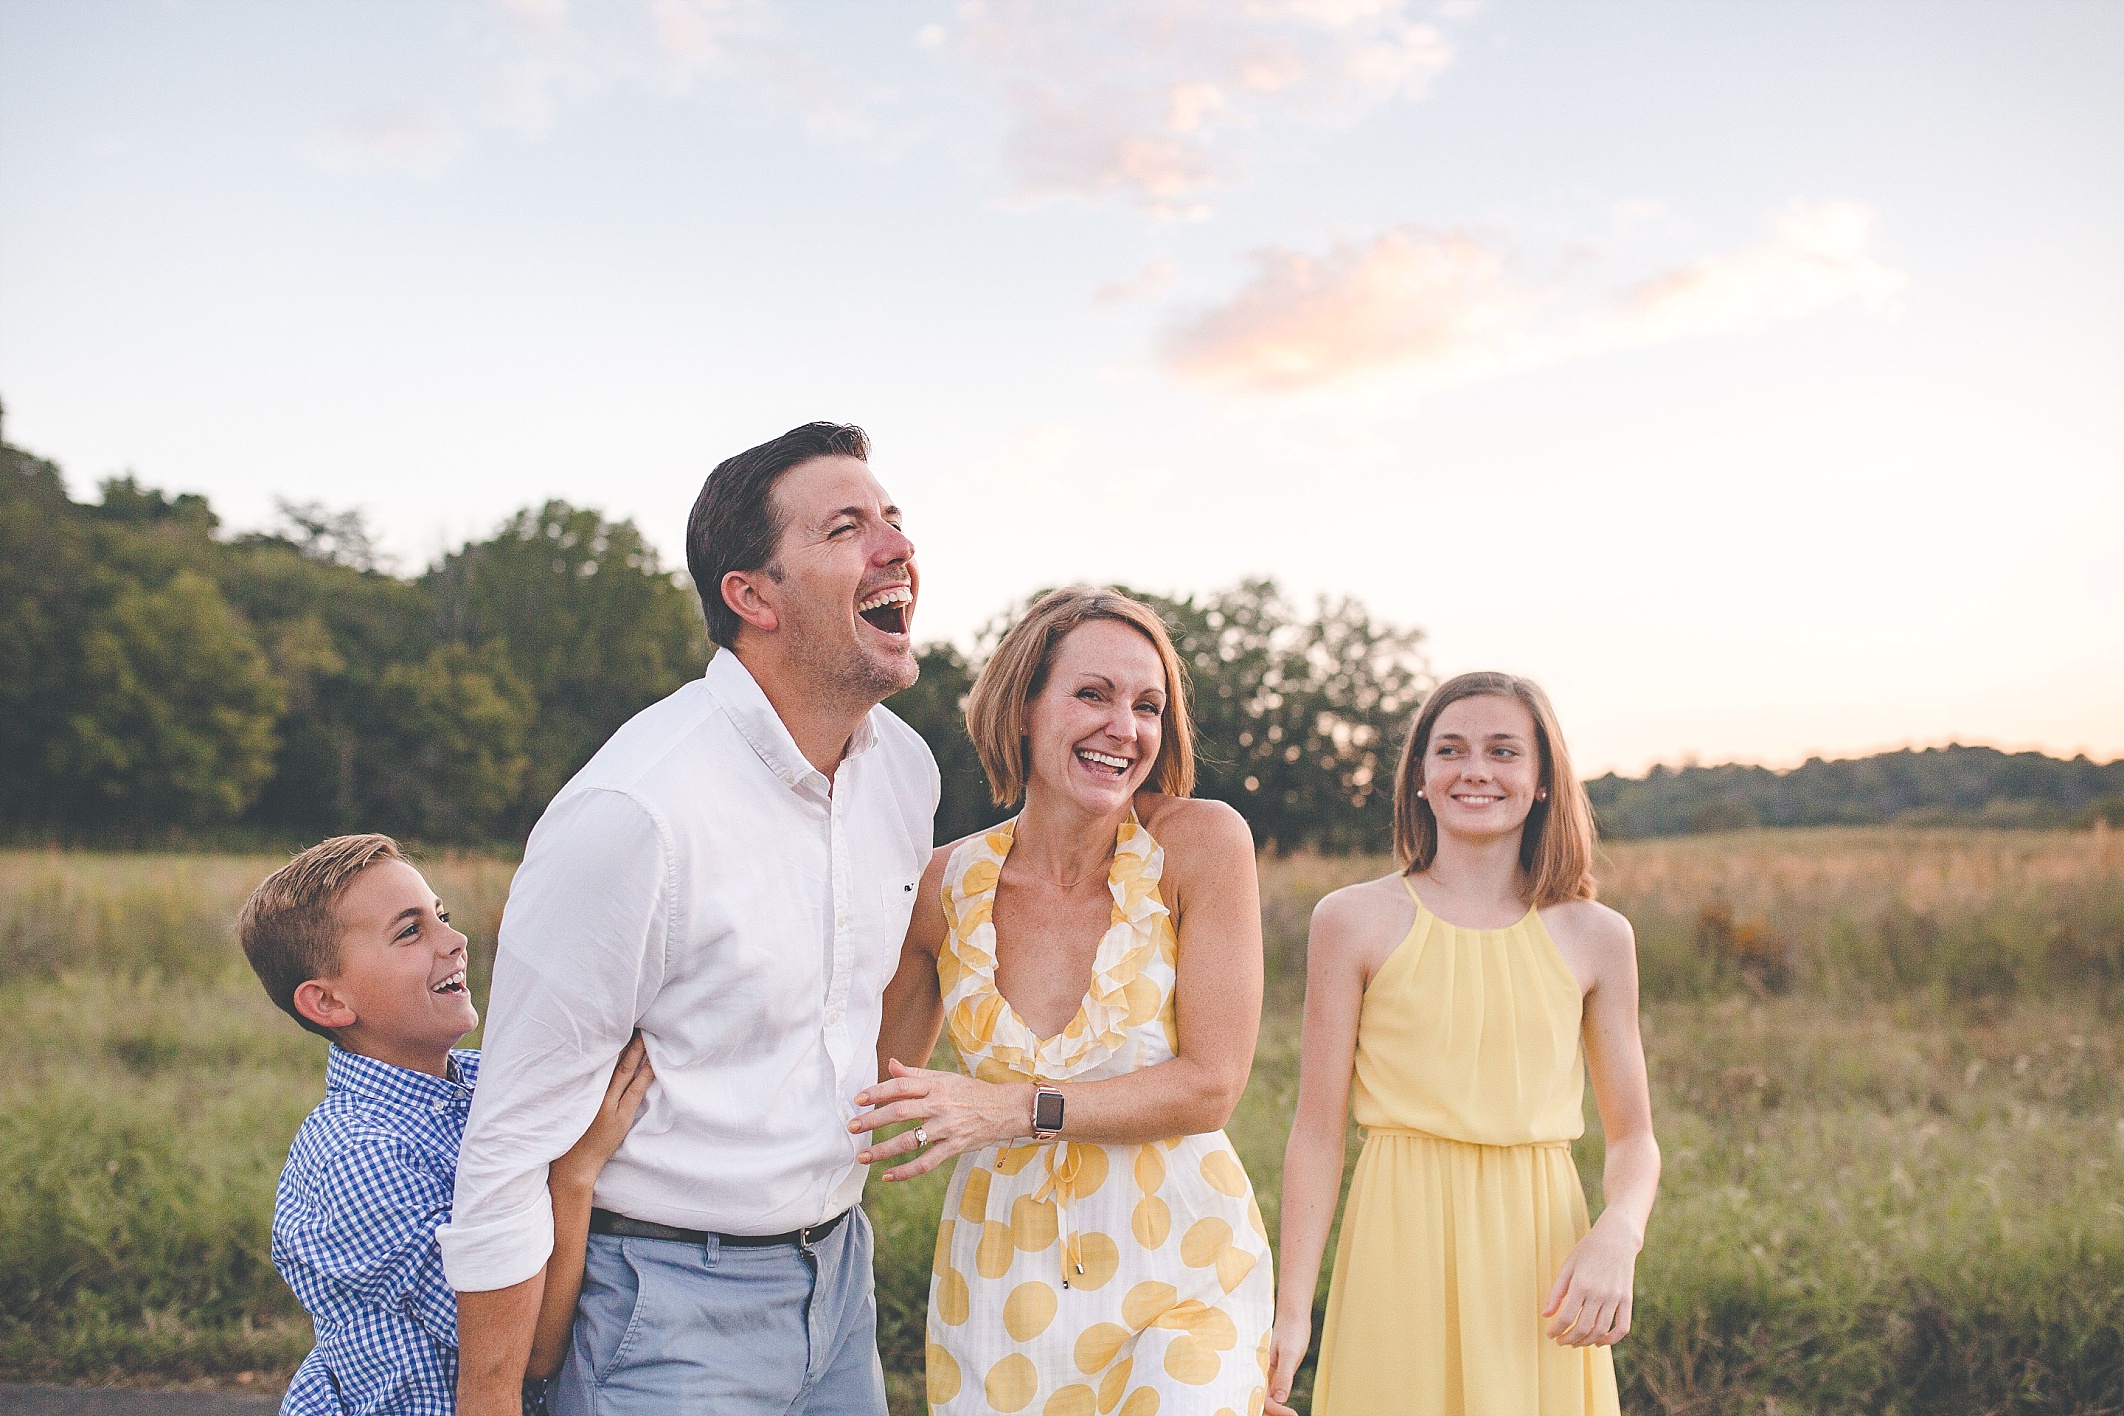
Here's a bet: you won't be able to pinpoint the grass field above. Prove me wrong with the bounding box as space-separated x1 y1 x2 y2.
3 830 2121 1413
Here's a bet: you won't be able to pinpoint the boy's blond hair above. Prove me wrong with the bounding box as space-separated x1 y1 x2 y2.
239 834 404 1039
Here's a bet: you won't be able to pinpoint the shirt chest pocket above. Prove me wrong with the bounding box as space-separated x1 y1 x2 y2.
878 875 921 940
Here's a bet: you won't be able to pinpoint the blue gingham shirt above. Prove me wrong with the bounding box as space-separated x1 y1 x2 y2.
273 1044 478 1415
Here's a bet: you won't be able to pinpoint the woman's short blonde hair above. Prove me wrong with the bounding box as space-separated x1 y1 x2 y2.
1391 671 1597 907
965 587 1196 808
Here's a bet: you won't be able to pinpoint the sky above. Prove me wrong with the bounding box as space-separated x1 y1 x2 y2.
2 0 2119 776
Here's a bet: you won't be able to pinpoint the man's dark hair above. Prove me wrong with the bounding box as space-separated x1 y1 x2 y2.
687 422 872 649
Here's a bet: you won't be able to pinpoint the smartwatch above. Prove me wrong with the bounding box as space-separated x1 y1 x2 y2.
1031 1086 1065 1140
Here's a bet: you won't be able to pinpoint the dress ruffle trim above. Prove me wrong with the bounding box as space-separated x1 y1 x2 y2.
939 813 1169 1084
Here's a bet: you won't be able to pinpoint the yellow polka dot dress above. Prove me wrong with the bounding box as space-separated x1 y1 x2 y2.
926 816 1274 1416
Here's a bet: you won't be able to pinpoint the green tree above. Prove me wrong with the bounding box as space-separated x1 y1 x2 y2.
428 501 707 829
1131 580 1427 853
218 517 438 839
0 441 87 826
352 644 535 842
54 570 286 826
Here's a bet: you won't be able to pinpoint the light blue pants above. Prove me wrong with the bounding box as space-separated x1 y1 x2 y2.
548 1207 886 1416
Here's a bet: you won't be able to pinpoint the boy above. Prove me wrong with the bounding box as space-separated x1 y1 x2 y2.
240 835 647 1414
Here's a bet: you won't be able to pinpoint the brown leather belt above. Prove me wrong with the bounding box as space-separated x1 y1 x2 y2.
588 1205 852 1249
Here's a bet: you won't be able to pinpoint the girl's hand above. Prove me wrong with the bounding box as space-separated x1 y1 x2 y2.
849 1059 1033 1182
550 1033 653 1193
1263 1308 1313 1416
1542 1215 1639 1347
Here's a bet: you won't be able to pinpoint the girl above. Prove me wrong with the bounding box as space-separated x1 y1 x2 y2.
1266 672 1658 1416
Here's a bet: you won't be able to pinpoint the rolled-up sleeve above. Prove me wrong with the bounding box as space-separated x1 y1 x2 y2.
438 787 671 1292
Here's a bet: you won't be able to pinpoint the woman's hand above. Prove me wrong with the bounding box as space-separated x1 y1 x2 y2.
850 1058 1033 1182
550 1033 653 1194
1542 1213 1640 1347
1263 1307 1313 1416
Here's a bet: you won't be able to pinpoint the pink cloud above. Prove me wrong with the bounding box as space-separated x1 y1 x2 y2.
948 0 1454 216
1095 258 1180 306
1161 202 1908 392
1163 229 1527 388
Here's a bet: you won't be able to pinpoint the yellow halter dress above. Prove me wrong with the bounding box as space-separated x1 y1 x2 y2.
926 815 1275 1416
1312 879 1621 1416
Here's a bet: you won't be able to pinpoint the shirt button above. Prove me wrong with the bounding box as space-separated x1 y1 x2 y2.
827 1010 842 1025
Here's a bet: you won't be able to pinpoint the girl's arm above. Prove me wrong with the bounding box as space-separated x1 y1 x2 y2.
1264 885 1384 1416
527 1035 654 1380
851 799 1264 1175
1542 904 1660 1348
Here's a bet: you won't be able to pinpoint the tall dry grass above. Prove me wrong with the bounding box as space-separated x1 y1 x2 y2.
3 831 2121 1411
1600 826 2124 1005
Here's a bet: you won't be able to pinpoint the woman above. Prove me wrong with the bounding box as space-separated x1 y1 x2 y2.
1266 673 1659 1416
853 587 1275 1416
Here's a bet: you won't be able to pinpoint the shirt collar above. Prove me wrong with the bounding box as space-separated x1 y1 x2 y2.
704 649 880 792
325 1042 477 1113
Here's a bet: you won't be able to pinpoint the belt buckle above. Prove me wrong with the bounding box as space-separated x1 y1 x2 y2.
797 1221 818 1254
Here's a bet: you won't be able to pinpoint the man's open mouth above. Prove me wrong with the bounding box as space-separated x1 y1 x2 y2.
431 970 467 996
857 584 913 636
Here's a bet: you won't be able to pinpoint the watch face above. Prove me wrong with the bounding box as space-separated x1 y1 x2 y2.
1034 1090 1065 1132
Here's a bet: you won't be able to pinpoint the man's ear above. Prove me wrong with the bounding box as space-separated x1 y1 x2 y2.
721 569 781 636
294 978 357 1032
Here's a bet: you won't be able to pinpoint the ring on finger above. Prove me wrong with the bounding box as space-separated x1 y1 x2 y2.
914 1126 929 1147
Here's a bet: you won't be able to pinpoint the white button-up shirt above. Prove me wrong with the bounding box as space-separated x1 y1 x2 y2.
437 650 937 1292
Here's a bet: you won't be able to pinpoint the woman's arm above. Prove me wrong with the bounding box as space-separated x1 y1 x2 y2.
526 1036 654 1380
851 800 1264 1177
1542 904 1660 1348
1264 884 1390 1416
875 846 953 1085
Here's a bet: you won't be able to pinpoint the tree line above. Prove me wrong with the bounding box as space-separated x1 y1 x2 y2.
1586 746 2124 838
3 437 707 846
1 435 1426 852
9 430 2114 852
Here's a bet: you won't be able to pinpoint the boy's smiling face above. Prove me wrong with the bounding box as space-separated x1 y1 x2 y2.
294 858 476 1076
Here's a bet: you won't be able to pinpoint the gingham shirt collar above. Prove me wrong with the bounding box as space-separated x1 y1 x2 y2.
323 1041 476 1115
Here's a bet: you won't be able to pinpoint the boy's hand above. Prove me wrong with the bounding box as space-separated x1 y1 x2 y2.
550 1033 653 1193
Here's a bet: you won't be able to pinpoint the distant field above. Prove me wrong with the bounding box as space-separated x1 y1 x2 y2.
3 831 2120 1413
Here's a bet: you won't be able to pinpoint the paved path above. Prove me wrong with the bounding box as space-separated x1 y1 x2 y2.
0 1388 280 1414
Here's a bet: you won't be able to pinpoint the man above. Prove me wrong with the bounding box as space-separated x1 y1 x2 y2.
442 422 936 1415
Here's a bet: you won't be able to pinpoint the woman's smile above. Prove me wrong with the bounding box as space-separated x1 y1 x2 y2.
1075 747 1134 777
